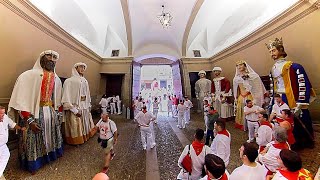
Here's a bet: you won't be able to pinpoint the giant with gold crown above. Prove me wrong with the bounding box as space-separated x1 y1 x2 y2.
267 38 316 149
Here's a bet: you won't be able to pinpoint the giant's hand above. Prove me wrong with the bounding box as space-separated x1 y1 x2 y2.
30 122 41 133
294 104 302 116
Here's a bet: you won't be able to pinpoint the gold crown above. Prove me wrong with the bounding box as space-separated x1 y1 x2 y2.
236 60 246 65
266 37 283 50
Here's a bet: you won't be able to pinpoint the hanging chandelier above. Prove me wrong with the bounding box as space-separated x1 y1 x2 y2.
157 5 173 28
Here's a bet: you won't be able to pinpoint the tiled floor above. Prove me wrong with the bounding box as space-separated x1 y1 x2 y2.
3 111 320 179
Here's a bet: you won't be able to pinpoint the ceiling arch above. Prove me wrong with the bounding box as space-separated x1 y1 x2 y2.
29 0 300 59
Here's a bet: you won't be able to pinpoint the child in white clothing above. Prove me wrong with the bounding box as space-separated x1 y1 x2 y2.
94 113 118 173
177 100 186 128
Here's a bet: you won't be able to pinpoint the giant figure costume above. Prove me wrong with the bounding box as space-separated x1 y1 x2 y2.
195 70 212 112
233 60 266 130
267 38 316 147
61 62 95 145
8 50 63 173
211 67 233 119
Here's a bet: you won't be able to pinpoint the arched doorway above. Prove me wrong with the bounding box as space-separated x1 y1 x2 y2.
131 54 184 117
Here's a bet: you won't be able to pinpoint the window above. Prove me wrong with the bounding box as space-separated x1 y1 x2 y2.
111 50 120 57
193 50 201 57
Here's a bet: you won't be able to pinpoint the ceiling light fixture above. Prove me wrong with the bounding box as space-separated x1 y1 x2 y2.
157 5 173 28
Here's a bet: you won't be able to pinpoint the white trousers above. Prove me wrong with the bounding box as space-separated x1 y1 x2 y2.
101 107 107 114
140 126 154 148
153 109 159 122
178 113 185 128
184 109 190 123
0 144 10 177
173 105 177 116
247 120 259 141
204 115 208 132
116 102 121 114
110 103 116 114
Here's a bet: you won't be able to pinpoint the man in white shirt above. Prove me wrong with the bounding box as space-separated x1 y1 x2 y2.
256 113 273 152
269 94 290 122
258 127 289 173
94 113 118 173
200 154 229 180
183 96 193 124
230 142 267 180
177 129 213 180
211 120 231 166
244 100 264 143
134 106 156 150
99 95 108 114
109 95 116 114
177 100 186 129
0 106 25 178
115 95 122 115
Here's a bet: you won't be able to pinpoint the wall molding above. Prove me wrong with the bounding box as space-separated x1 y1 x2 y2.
182 0 205 56
0 0 102 63
209 0 317 63
120 0 132 56
0 98 10 104
181 57 211 64
101 57 133 64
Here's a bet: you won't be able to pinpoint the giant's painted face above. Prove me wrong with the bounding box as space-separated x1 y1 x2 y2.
236 63 247 73
213 70 221 77
40 54 57 72
269 47 280 60
199 73 206 78
76 65 86 75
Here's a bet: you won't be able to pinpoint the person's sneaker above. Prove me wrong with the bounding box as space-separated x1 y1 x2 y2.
246 139 253 143
143 146 147 150
151 143 156 149
182 126 186 129
176 125 181 128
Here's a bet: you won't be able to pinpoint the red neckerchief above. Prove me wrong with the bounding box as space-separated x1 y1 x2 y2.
275 117 285 123
272 142 289 149
142 110 147 113
192 141 204 156
207 172 228 180
217 129 229 137
260 121 272 129
278 102 285 107
278 169 299 179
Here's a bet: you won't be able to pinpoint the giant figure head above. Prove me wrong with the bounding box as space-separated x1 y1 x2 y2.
198 70 206 78
39 50 59 72
266 37 287 60
212 67 222 77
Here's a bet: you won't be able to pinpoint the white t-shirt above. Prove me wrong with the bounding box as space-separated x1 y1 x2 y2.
271 102 290 117
134 111 155 126
99 98 108 107
211 130 231 166
184 100 193 109
178 144 213 180
96 119 117 140
0 114 16 146
244 105 263 121
153 101 160 109
177 104 186 115
230 163 267 180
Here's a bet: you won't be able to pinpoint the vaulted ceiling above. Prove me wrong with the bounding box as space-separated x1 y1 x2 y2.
29 0 298 58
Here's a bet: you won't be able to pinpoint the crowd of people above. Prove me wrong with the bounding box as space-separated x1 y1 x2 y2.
0 37 319 180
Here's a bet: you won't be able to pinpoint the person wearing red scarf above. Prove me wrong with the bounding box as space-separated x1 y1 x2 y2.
256 113 273 152
210 120 231 167
278 109 295 146
177 129 213 180
230 142 267 180
199 154 229 180
271 149 313 180
258 127 289 174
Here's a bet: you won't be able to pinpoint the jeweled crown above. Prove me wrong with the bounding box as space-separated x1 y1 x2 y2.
266 37 283 50
236 60 246 66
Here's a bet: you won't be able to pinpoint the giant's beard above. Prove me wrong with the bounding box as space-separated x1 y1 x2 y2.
40 56 55 72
